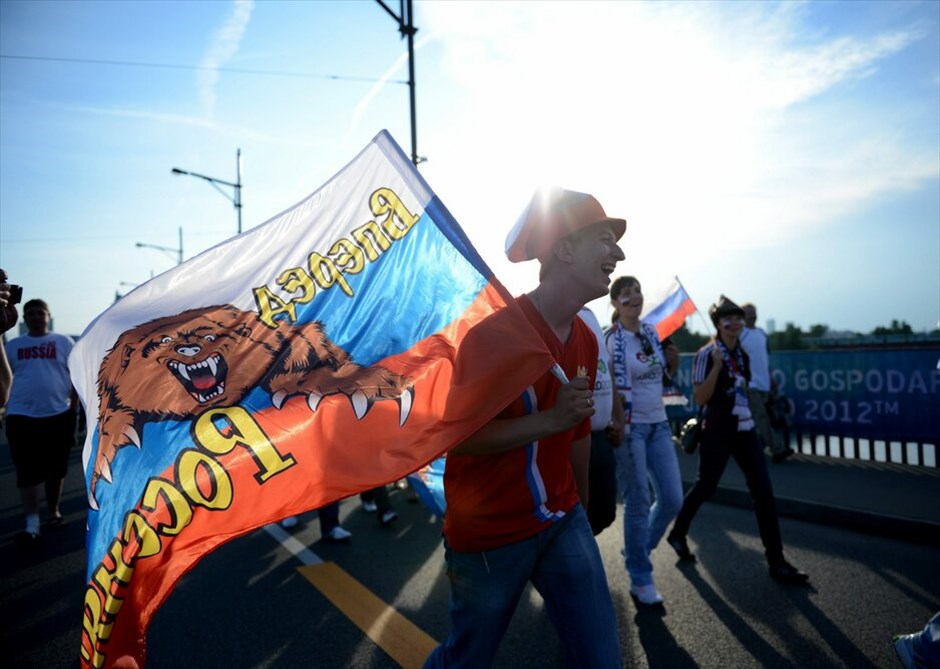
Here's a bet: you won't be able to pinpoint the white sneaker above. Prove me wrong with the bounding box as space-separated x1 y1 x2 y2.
381 510 398 525
630 583 665 607
327 526 352 542
280 516 298 529
361 501 378 512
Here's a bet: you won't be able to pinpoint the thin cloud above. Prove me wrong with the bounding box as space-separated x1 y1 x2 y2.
199 0 254 117
420 1 935 256
72 105 219 129
757 30 924 108
344 33 434 142
47 101 323 148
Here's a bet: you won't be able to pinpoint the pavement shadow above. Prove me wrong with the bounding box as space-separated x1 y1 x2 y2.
150 486 450 669
688 514 873 669
875 569 940 611
632 602 699 669
604 581 695 669
0 447 88 669
776 584 876 669
676 559 792 667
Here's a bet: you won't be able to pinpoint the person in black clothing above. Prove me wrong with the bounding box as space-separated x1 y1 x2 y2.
666 295 808 585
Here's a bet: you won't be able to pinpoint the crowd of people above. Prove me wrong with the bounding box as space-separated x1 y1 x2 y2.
0 185 811 668
423 188 815 668
5 183 926 668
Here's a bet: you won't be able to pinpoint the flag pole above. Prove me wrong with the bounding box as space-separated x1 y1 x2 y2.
550 363 569 384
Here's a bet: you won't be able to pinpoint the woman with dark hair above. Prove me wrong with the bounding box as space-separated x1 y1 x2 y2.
605 275 683 606
666 295 809 584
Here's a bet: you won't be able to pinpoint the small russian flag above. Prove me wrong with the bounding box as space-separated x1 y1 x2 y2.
641 277 697 340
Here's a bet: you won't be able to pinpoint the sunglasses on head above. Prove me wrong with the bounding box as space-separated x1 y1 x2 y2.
635 331 655 356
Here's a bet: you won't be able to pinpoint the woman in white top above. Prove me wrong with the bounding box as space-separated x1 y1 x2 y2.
605 276 683 607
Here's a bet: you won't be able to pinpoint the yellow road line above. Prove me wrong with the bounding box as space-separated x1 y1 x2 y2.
298 561 438 669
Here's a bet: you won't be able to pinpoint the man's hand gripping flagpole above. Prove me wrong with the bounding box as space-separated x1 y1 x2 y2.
550 362 570 384
550 362 596 429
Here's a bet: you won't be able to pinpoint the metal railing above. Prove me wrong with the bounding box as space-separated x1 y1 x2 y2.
787 430 937 467
668 347 939 468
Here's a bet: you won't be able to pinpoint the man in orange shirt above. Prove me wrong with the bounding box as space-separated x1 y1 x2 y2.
425 189 626 668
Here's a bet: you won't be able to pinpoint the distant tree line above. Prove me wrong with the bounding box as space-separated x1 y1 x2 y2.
663 320 939 353
767 319 938 351
666 324 710 352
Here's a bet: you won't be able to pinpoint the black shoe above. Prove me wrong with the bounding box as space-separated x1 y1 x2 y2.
666 533 696 562
771 447 795 463
769 561 809 584
14 531 43 551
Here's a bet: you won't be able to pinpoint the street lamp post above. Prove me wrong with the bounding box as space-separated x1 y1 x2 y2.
136 226 184 265
172 148 243 234
114 281 141 303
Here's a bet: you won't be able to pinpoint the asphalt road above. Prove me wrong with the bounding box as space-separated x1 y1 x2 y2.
2 444 938 669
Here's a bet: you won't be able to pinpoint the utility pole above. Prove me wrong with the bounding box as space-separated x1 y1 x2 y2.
172 149 243 234
376 0 423 166
235 148 242 234
136 226 184 265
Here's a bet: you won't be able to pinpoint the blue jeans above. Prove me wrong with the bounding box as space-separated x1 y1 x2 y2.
615 421 683 587
671 428 785 565
424 504 621 669
908 611 940 666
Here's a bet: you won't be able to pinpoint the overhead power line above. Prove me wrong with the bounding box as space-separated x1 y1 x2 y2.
2 230 237 244
0 54 408 85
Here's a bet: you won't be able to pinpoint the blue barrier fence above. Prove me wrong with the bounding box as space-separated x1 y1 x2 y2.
668 347 939 467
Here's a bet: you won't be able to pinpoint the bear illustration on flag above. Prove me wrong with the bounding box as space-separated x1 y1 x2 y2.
90 304 414 507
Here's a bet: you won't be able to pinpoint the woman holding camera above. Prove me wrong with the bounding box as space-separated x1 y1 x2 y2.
606 275 684 607
666 295 809 584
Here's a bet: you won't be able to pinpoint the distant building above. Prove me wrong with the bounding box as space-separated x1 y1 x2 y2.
766 318 776 334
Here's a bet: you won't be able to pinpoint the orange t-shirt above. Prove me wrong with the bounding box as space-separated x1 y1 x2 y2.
442 295 597 552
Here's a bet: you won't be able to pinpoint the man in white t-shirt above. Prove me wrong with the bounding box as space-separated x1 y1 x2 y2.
740 303 792 463
4 299 76 547
578 306 625 535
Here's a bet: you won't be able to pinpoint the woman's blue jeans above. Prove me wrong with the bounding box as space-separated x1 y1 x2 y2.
615 421 684 587
423 504 621 669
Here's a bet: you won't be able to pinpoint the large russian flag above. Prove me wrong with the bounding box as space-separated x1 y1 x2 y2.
69 131 555 669
641 277 697 340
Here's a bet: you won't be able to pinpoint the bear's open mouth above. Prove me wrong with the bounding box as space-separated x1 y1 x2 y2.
168 353 228 403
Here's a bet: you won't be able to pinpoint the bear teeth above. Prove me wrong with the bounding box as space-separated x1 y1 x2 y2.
350 390 369 419
397 387 414 427
124 426 142 448
100 459 113 483
174 355 223 382
196 384 225 402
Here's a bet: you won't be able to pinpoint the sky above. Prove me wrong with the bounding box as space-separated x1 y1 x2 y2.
1 0 938 337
